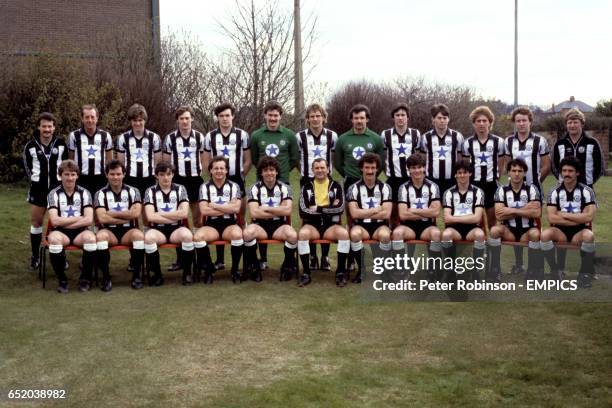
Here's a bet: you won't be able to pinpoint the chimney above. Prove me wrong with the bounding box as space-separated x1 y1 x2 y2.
570 96 575 102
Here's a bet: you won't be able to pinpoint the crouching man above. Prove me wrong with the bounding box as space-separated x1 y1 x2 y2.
243 157 298 282
143 162 195 286
541 157 597 288
297 158 349 287
347 153 392 284
47 160 96 293
94 160 145 291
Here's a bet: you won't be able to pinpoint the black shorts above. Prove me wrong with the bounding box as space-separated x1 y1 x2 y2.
253 219 286 239
354 221 387 238
105 226 133 243
54 227 87 245
555 225 588 242
78 175 107 196
474 181 498 208
151 224 181 241
228 174 246 196
173 175 203 202
430 178 455 198
507 225 531 241
303 219 340 238
27 184 51 207
401 220 436 239
205 217 236 236
125 176 156 198
446 223 480 241
387 177 409 201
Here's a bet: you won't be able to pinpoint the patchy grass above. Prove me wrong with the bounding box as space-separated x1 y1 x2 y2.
0 178 611 406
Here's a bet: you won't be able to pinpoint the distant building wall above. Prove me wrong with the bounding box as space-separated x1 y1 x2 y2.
0 0 158 57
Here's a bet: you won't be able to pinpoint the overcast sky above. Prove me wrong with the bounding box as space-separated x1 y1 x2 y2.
159 0 611 108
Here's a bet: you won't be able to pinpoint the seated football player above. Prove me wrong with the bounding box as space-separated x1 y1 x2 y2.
489 159 541 282
193 156 244 284
143 162 195 286
347 153 392 284
441 160 486 281
46 160 96 294
297 158 349 287
541 156 597 288
243 156 298 282
94 160 145 291
392 154 442 280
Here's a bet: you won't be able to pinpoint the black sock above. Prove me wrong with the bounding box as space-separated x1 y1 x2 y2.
182 248 194 277
196 246 213 271
351 249 363 275
259 243 268 262
283 245 296 268
513 245 523 267
309 243 317 258
542 248 557 273
97 249 111 281
30 232 42 259
147 250 161 278
50 251 67 282
245 244 258 268
579 249 595 276
132 249 145 281
216 245 225 264
81 250 95 281
174 246 181 265
300 254 311 275
230 245 243 274
557 248 567 271
337 252 347 273
321 243 330 258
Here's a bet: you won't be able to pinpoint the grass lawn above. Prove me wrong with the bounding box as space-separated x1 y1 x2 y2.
0 173 611 407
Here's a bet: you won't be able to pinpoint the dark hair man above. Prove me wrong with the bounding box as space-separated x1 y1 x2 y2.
94 160 145 291
23 112 68 269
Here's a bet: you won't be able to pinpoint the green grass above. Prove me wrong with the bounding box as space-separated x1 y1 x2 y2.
0 176 611 407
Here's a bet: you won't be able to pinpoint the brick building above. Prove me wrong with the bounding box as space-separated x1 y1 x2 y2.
0 0 160 58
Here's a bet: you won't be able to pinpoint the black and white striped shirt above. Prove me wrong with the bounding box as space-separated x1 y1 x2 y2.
143 183 189 227
547 183 596 222
199 179 241 220
381 127 421 178
347 180 392 225
68 127 114 176
503 132 549 186
204 127 250 178
443 185 485 219
47 185 93 218
552 132 604 187
462 134 506 183
163 129 205 177
398 179 440 223
494 183 540 228
23 136 68 189
94 183 141 228
295 128 337 178
247 180 292 222
419 128 464 180
115 130 161 178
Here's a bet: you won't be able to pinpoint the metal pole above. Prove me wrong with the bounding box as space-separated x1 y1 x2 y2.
293 0 305 129
514 0 518 107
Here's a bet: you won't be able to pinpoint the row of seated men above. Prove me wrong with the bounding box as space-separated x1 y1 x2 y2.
42 149 596 294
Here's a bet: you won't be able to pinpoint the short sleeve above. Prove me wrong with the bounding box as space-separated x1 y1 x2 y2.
143 187 154 205
539 135 550 155
178 185 189 203
529 185 540 202
68 132 76 151
282 183 293 201
430 182 441 201
381 183 392 202
398 184 408 204
104 133 114 151
94 190 105 208
115 134 126 153
199 183 209 202
475 188 485 207
242 131 251 150
82 189 93 208
347 184 358 202
153 134 162 152
494 186 505 203
130 187 141 204
247 184 258 203
203 133 212 152
47 191 58 210
583 186 596 206
443 190 452 208
547 188 558 206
